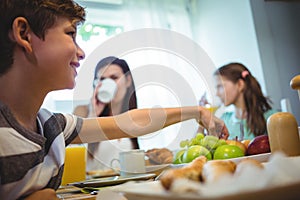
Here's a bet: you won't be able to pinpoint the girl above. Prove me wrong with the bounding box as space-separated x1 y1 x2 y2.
214 63 277 140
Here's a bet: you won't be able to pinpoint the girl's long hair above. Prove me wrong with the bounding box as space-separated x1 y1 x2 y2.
214 63 273 136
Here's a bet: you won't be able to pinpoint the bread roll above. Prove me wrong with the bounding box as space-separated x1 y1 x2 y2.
201 160 236 183
160 156 207 190
146 148 173 165
235 158 264 175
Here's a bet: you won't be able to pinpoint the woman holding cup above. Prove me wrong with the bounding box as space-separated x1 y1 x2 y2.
73 56 139 171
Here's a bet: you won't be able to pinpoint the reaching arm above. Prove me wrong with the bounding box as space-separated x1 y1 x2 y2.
72 106 228 143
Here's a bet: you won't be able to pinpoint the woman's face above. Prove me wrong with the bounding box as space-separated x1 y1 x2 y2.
215 75 242 106
96 64 132 104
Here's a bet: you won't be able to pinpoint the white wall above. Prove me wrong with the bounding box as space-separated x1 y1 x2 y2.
251 0 300 122
190 0 266 93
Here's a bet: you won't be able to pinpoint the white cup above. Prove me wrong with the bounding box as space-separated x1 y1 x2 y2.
111 150 146 177
97 78 117 103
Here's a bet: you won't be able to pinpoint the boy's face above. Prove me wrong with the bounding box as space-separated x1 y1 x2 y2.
30 17 85 90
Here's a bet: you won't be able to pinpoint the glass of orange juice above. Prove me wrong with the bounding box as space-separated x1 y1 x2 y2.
204 104 219 114
61 145 86 185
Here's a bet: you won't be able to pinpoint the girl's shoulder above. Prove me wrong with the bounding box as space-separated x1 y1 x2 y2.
264 109 278 119
221 111 234 120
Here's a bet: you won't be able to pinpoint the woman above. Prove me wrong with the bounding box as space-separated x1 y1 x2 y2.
214 62 277 140
73 56 139 171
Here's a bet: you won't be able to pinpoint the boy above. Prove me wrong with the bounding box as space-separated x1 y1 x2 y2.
0 0 228 199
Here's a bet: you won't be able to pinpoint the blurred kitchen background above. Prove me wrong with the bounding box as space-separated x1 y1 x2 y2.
42 0 300 150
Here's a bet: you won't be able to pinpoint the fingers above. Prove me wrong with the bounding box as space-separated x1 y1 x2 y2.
204 116 229 140
198 107 230 140
220 126 229 140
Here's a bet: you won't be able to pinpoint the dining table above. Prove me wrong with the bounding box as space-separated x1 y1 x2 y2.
56 152 300 200
56 185 97 200
57 149 171 200
56 166 163 200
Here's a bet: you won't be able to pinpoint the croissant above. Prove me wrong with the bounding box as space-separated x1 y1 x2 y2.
201 160 236 183
160 156 207 190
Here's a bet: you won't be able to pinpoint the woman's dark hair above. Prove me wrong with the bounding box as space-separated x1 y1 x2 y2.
214 62 272 136
94 56 139 148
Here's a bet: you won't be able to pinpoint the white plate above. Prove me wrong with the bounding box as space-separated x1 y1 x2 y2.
146 164 170 173
68 173 156 188
117 180 300 200
224 152 271 164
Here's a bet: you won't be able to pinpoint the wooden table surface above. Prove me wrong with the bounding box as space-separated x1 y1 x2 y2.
56 186 97 200
56 164 166 199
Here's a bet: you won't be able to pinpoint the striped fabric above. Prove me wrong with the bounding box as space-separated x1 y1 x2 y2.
0 102 83 199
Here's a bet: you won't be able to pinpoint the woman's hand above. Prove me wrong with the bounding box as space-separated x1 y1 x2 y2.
24 188 59 200
198 108 229 140
89 83 106 117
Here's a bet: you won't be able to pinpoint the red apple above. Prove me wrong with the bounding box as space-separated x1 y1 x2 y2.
246 135 270 156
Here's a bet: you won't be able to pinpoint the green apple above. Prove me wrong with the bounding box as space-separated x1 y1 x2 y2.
173 149 186 164
213 144 245 160
216 139 227 147
226 140 247 154
182 145 212 163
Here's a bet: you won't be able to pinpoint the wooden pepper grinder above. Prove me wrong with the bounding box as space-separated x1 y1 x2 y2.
267 74 300 156
267 112 300 156
291 74 300 137
290 74 300 101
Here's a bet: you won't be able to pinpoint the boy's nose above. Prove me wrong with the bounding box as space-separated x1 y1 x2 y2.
77 45 85 60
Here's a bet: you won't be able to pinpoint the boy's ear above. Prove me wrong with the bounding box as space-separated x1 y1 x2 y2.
11 17 33 53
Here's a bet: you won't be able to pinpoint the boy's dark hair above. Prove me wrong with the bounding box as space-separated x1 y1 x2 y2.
0 0 86 75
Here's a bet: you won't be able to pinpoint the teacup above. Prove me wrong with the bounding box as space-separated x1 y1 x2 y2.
96 78 117 103
111 150 146 177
